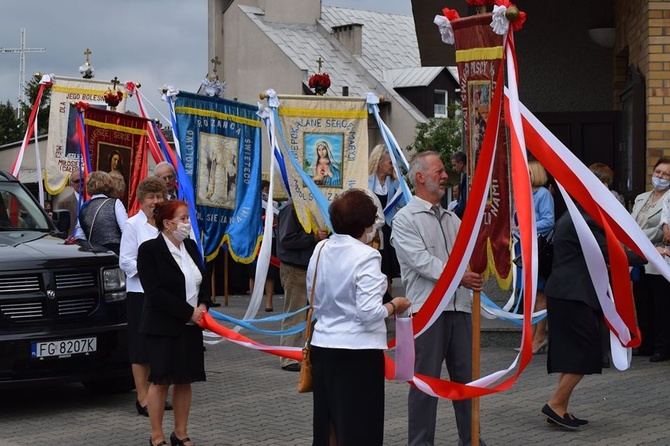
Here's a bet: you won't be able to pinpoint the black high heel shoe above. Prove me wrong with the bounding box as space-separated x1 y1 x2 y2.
149 438 168 446
136 400 149 417
170 431 193 446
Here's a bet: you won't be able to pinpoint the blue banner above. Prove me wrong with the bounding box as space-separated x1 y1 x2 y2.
175 92 263 262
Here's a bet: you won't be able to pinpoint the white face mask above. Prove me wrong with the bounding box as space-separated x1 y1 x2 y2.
652 176 670 191
365 228 375 244
172 221 191 241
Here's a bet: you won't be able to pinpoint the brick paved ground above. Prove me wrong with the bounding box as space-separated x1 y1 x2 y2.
2 293 670 446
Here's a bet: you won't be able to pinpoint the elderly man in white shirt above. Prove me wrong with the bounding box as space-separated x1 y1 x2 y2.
391 151 485 446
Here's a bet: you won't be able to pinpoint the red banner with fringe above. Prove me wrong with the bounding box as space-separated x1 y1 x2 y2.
83 108 149 215
453 15 512 289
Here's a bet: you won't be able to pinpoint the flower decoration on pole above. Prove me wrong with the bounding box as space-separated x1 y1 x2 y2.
74 101 89 113
103 76 124 110
491 0 526 34
79 48 95 79
467 0 496 14
434 8 461 44
309 57 330 95
201 56 226 97
125 81 140 98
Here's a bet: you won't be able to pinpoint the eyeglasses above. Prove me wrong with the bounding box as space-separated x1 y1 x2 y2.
653 169 670 180
71 179 81 184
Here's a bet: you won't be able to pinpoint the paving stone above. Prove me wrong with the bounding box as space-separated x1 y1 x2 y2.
1 293 669 445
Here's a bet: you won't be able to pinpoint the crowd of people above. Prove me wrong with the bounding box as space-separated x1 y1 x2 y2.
51 163 208 446
41 145 669 445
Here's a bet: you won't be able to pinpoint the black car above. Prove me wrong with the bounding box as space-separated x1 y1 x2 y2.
0 169 131 392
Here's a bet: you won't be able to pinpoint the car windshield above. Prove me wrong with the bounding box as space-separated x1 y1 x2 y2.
0 183 51 231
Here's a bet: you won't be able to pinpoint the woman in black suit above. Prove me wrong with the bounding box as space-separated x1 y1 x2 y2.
542 199 647 429
138 200 212 446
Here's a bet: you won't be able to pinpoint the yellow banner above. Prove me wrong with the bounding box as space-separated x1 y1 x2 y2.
277 96 369 232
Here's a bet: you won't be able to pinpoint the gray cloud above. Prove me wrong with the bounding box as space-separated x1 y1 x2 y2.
0 0 410 118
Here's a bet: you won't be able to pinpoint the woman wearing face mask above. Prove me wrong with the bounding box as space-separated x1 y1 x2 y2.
307 189 411 445
137 200 212 446
631 156 670 362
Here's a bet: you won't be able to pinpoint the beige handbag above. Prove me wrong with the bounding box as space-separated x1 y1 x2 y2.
297 243 326 393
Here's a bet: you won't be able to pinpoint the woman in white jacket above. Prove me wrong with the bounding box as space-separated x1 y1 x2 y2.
118 176 168 416
307 189 410 446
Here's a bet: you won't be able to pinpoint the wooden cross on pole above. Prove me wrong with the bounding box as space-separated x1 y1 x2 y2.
110 76 120 90
316 56 324 73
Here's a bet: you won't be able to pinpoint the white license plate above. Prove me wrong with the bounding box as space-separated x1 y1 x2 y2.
31 337 97 358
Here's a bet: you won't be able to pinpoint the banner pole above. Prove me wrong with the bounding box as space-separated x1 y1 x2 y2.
210 261 217 306
224 249 230 306
472 289 481 445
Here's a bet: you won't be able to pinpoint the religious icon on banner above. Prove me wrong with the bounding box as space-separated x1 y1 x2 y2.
197 133 238 210
98 143 131 200
304 133 343 188
468 81 491 167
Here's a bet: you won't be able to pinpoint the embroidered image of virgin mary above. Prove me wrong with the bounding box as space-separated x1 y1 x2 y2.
304 135 343 188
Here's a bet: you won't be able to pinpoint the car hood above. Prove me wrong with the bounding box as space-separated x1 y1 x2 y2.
0 231 116 268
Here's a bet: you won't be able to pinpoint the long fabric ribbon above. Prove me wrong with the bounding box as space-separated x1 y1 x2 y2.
367 97 412 204
11 80 50 178
200 312 302 360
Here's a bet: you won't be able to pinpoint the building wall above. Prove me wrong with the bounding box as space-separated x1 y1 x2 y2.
414 0 615 113
219 1 307 105
614 0 670 178
212 0 429 159
514 0 614 113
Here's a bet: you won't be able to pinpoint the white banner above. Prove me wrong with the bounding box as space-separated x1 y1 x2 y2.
44 76 127 194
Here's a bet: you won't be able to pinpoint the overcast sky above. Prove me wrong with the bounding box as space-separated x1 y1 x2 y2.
0 0 412 120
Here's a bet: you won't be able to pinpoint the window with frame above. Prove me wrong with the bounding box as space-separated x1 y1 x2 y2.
434 90 448 118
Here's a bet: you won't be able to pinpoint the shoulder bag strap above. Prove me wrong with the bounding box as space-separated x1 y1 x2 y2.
304 242 326 343
87 198 113 241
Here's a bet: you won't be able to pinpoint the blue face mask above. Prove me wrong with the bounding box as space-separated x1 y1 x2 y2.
652 176 670 191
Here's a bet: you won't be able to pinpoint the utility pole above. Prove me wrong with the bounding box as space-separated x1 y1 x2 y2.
0 28 46 118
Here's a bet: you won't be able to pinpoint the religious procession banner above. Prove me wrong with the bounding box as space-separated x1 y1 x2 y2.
82 107 149 214
45 76 127 194
174 91 263 262
276 95 368 232
453 15 512 289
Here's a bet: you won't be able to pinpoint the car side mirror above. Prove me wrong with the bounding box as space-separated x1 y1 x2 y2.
51 209 71 235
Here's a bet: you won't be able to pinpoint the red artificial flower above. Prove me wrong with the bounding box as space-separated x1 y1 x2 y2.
308 73 331 89
103 89 124 107
495 0 526 31
512 10 526 31
442 7 461 21
75 101 89 112
466 0 496 6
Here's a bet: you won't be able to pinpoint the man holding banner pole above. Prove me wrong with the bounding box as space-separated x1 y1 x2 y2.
392 151 485 446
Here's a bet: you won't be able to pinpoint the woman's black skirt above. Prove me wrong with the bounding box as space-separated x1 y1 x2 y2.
145 325 206 385
547 297 602 375
126 291 149 364
311 346 385 446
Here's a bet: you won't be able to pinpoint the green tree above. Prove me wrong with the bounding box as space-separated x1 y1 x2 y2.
407 103 463 183
19 74 51 136
0 100 26 145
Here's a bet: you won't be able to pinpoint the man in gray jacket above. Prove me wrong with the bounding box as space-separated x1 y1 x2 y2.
391 151 485 446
